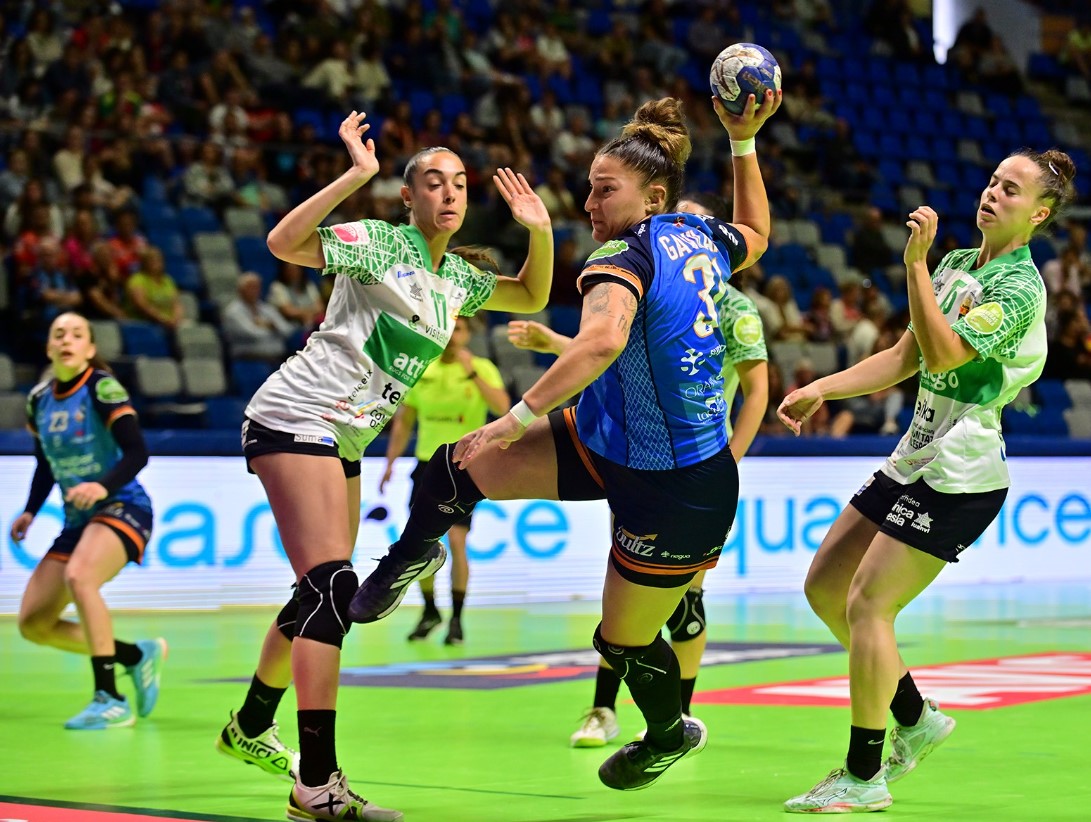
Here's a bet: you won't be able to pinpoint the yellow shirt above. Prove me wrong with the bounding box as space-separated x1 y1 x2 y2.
403 355 505 460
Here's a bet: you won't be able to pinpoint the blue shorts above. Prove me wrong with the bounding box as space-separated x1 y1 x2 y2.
46 501 154 565
550 407 739 589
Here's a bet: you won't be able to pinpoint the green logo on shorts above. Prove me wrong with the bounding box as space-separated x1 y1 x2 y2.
362 313 444 385
586 240 629 262
732 314 763 346
95 377 130 404
965 302 1004 334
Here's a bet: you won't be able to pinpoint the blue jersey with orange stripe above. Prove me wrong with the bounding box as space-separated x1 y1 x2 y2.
27 369 152 528
574 212 749 469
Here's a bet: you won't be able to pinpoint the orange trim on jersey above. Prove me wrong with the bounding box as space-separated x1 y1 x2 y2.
105 406 136 427
91 515 147 561
43 551 72 563
577 265 645 299
562 406 605 489
53 368 93 400
610 542 720 576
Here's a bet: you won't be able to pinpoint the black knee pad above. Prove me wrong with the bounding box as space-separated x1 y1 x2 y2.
592 623 676 688
421 443 486 515
276 587 299 641
666 587 706 643
295 560 357 648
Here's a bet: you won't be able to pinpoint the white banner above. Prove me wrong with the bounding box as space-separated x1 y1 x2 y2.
0 456 1088 613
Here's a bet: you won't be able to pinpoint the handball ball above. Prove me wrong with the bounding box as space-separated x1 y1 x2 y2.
710 43 782 115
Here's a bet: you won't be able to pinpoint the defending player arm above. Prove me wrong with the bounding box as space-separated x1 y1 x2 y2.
23 438 56 516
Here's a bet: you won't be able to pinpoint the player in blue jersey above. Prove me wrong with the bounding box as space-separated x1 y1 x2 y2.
11 311 165 730
351 90 780 790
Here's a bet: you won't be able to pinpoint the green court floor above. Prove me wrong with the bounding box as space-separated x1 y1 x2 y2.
2 584 1089 821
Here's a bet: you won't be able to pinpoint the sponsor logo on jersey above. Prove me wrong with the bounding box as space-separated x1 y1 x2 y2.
362 313 444 385
965 301 1004 334
408 282 424 301
679 348 704 376
293 433 335 446
332 222 369 244
911 511 933 533
614 526 658 557
586 239 629 262
732 314 763 346
95 376 130 404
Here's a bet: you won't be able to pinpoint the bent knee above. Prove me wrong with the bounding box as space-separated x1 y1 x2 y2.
845 585 901 624
18 614 51 644
803 571 846 618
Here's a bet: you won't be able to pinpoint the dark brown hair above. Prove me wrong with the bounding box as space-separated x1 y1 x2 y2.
1009 147 1078 234
599 98 692 213
402 146 459 186
450 245 501 274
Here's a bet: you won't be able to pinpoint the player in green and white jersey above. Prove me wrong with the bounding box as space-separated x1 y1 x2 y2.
779 148 1078 814
216 111 553 822
508 193 770 747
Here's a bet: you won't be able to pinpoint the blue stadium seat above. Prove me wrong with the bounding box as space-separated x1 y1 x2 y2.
170 258 203 293
202 395 251 429
142 176 168 203
147 230 187 258
1027 53 1065 82
231 359 276 399
180 206 221 236
120 321 171 358
140 201 178 230
235 236 277 284
550 305 582 339
1035 379 1071 410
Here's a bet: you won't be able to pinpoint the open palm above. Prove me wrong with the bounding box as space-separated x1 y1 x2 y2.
494 167 551 232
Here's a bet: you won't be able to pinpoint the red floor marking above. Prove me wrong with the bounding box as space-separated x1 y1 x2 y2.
696 652 1091 709
0 802 210 821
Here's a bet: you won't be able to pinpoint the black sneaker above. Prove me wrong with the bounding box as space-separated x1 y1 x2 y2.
347 544 447 624
444 617 463 645
598 717 707 791
407 611 442 641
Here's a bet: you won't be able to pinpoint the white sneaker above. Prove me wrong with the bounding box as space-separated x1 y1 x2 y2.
215 710 299 782
784 765 893 813
570 707 620 748
287 770 402 821
885 697 956 782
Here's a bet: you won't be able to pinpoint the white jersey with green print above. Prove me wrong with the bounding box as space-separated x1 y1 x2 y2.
245 220 496 461
718 283 767 438
882 245 1046 493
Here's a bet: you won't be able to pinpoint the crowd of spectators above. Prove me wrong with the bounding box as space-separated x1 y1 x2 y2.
0 0 1088 437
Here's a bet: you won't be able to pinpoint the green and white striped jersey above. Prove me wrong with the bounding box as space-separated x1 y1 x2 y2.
883 245 1046 492
246 220 496 460
718 283 767 438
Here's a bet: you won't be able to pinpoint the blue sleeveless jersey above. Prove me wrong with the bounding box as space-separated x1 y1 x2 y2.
574 213 749 469
27 369 152 527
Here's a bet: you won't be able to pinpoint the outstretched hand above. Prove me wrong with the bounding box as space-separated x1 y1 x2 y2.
713 88 783 141
508 320 563 354
452 414 526 467
339 111 379 179
776 384 825 437
494 167 551 232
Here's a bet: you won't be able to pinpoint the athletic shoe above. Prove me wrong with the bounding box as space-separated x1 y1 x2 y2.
784 766 892 813
597 716 707 790
347 544 447 624
570 707 620 748
216 710 299 782
407 610 442 641
125 637 168 717
444 616 463 645
64 691 134 730
286 769 403 821
885 698 956 783
634 712 693 741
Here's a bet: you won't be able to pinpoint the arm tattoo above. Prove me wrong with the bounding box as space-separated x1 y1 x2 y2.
616 290 637 335
588 284 612 315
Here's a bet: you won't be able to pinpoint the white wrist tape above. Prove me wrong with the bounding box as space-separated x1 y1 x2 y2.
730 137 756 157
508 399 540 428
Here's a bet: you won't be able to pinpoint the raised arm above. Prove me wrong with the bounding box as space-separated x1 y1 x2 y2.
266 112 380 269
481 168 554 313
714 90 782 269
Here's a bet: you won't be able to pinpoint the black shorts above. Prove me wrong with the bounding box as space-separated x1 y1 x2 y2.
549 407 739 588
850 470 1007 562
45 501 154 565
242 417 361 478
411 459 473 528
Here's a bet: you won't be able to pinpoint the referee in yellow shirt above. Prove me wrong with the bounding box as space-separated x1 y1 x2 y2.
380 317 510 644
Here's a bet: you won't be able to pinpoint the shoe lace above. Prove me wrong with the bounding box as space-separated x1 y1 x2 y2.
579 708 607 731
888 725 913 765
331 771 367 806
808 768 847 796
